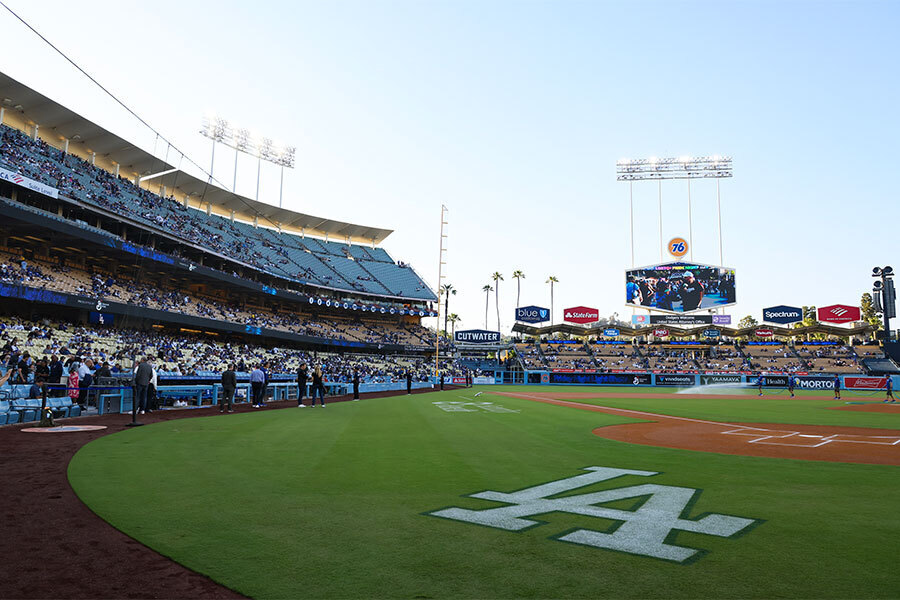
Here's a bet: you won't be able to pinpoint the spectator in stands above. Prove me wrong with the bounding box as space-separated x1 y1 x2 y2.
133 356 153 415
67 363 80 403
17 351 32 384
221 364 236 413
77 358 94 409
48 354 63 396
33 357 49 385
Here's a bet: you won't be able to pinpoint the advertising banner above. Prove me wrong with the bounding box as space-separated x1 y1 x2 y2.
451 377 467 385
0 167 59 199
473 376 496 385
550 372 652 386
603 328 620 337
454 329 501 344
843 376 889 390
700 374 742 385
656 374 696 386
563 306 599 324
515 305 550 323
633 314 732 326
796 375 839 390
818 305 861 323
760 375 790 387
703 329 720 338
762 305 803 324
653 328 669 337
755 328 774 337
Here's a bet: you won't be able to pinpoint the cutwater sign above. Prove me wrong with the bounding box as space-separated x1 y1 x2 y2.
454 329 501 344
515 305 550 323
762 305 802 324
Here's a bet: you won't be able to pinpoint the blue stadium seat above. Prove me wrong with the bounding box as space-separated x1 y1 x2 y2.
0 400 21 425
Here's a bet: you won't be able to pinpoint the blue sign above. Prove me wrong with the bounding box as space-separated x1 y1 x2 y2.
515 305 550 323
89 311 115 326
454 329 501 344
603 328 620 337
704 329 720 338
762 305 803 324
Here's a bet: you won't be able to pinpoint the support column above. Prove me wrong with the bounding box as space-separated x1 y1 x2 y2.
63 138 69 154
91 152 96 165
230 210 235 222
114 163 120 177
33 124 39 140
0 107 4 125
206 203 212 216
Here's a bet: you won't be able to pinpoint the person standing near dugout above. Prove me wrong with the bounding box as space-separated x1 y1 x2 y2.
220 363 236 413
406 370 412 394
833 374 841 400
310 365 326 407
352 368 360 401
885 377 895 403
788 374 796 398
296 363 308 407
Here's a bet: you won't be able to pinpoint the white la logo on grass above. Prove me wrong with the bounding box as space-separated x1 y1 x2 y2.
428 467 761 563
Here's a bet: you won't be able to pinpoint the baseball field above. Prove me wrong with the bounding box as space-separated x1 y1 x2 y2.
68 386 900 599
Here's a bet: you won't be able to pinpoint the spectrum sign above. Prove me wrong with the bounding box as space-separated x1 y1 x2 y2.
563 306 599 324
762 305 803 324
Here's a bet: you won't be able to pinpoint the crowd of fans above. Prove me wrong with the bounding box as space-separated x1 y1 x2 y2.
0 316 489 405
0 124 433 300
515 339 870 374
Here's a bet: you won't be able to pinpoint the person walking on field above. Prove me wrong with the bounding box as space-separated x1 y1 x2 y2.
352 369 360 401
310 365 326 407
833 374 841 400
297 363 308 407
885 377 895 403
221 363 237 413
788 375 796 398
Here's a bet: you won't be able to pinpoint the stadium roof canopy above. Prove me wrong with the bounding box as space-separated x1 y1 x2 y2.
0 72 393 244
0 72 175 176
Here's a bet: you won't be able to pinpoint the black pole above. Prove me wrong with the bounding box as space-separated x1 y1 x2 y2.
126 383 144 427
38 383 53 427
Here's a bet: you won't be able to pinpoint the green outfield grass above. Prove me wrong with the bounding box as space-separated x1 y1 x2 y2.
487 385 900 429
69 387 900 599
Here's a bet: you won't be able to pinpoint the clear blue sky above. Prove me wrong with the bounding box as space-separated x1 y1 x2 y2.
3 0 898 332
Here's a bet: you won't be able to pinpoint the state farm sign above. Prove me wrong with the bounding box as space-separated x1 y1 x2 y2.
817 304 861 323
563 306 599 324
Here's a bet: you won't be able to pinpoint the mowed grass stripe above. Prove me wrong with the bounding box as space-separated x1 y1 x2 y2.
69 390 900 599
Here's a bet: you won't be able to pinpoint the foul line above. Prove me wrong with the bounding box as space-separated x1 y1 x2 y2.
497 392 900 449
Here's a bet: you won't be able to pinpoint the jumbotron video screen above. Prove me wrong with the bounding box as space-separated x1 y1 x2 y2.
625 261 737 314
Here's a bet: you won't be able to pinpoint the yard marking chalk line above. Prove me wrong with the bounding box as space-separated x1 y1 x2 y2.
496 391 900 450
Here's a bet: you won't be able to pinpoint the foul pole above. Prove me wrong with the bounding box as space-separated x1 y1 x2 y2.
435 205 448 378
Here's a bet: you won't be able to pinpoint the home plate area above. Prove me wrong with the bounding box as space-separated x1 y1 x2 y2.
721 426 900 448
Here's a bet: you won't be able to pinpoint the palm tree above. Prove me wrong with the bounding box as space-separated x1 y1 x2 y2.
482 285 493 329
546 276 559 324
512 270 525 308
441 283 456 336
491 272 504 332
448 313 460 337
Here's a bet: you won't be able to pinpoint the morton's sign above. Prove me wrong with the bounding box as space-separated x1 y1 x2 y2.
454 329 501 344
